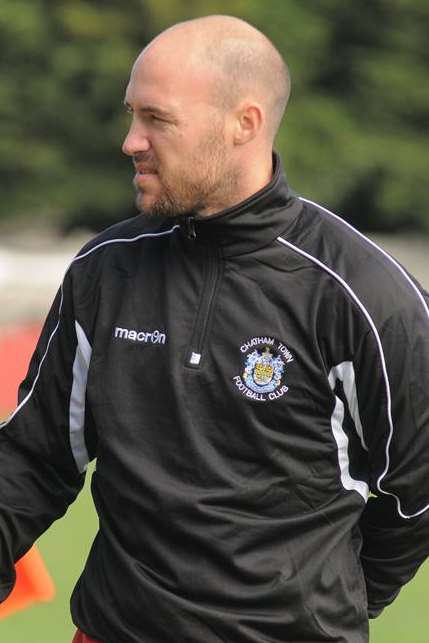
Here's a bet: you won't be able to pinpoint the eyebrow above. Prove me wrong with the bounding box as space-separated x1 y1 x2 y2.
123 100 175 120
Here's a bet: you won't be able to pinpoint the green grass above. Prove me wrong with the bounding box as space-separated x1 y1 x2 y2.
370 563 429 643
0 465 428 642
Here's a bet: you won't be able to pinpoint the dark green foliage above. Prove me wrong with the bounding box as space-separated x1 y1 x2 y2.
1 0 428 232
0 0 148 229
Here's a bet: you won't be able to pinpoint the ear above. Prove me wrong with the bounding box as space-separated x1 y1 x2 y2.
233 102 264 145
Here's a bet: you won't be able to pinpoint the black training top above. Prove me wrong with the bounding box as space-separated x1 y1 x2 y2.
1 154 429 643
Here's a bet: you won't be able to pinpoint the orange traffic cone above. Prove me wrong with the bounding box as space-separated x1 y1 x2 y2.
0 546 55 618
0 326 56 618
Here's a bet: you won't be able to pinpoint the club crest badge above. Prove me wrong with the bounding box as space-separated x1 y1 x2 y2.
233 336 294 402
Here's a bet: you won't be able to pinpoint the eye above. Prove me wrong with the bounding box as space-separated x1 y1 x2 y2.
151 114 166 123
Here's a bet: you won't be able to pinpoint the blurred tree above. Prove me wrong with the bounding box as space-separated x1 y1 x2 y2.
0 0 150 230
284 0 429 232
0 0 428 232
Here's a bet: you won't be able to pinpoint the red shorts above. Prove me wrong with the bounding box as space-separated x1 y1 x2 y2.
72 630 101 643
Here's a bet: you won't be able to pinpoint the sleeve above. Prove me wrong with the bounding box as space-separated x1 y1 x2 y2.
355 288 429 618
0 269 96 602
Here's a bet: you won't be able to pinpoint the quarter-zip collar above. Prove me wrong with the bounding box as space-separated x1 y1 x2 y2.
178 152 302 257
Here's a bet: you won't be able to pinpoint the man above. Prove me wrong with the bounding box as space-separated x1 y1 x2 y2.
1 14 429 643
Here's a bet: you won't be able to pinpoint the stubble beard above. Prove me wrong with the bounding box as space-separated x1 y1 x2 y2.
135 123 239 219
135 181 182 219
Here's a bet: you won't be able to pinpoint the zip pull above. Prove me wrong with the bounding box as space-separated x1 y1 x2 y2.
185 216 196 240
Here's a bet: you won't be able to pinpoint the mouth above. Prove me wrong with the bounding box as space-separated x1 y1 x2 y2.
134 162 158 174
134 167 158 182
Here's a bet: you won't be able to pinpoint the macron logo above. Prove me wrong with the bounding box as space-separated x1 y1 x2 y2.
114 326 166 345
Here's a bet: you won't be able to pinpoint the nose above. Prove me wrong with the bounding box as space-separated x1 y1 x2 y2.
122 120 151 157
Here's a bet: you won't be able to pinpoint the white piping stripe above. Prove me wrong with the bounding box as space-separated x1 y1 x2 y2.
299 197 429 322
0 225 180 433
71 225 180 265
277 234 429 519
327 379 369 502
69 321 92 472
329 361 367 451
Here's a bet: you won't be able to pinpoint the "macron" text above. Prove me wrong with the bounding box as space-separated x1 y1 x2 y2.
114 327 166 344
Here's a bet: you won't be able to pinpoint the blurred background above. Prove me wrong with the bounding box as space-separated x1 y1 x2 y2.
0 1 428 641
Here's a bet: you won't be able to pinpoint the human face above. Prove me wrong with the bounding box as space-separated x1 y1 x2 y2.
122 50 237 218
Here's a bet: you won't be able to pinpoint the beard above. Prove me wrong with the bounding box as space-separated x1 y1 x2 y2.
134 122 239 219
135 181 186 219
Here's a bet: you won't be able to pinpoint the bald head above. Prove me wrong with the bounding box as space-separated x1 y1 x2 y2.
123 16 290 217
139 15 290 141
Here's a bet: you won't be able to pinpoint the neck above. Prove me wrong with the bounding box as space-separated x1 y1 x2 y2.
198 151 274 217
237 152 274 203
